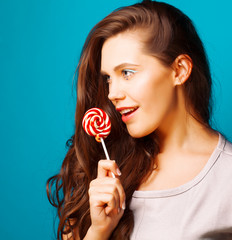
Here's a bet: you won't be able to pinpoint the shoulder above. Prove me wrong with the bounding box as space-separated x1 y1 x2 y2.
223 139 232 155
219 135 232 160
210 133 232 177
214 134 232 178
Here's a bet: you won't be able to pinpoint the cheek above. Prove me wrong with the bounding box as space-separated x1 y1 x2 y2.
142 76 177 118
145 73 174 100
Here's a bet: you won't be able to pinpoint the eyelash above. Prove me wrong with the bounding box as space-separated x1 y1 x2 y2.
122 69 137 80
103 75 111 83
103 69 137 84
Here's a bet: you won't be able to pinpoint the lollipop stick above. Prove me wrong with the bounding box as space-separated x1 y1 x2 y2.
100 137 110 160
100 137 115 178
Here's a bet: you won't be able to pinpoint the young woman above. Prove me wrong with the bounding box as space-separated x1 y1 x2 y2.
47 1 232 239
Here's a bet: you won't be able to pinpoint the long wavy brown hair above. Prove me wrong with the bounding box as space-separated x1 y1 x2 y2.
47 1 212 239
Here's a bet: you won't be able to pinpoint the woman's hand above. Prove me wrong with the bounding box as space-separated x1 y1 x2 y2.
86 160 126 240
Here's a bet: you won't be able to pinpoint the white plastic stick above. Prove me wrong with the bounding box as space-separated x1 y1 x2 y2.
100 137 115 178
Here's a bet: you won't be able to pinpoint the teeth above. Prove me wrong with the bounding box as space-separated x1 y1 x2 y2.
120 108 136 115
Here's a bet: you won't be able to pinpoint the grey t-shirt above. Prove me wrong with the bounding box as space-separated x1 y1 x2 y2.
130 133 232 240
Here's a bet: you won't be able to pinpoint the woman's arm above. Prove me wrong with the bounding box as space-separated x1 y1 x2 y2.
63 160 126 240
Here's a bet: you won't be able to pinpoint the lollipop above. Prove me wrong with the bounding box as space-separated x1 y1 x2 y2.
82 108 114 177
82 108 111 143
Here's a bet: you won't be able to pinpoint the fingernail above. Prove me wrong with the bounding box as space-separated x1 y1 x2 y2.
116 168 121 176
122 201 126 210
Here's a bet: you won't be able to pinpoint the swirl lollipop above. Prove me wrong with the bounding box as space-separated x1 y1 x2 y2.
82 108 111 143
82 108 113 173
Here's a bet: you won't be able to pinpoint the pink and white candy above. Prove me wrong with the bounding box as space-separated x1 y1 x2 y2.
82 107 115 178
82 108 111 142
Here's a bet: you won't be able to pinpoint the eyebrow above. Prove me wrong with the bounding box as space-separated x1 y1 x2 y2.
101 62 139 75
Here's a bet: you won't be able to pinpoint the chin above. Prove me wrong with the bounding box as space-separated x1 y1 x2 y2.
127 128 153 139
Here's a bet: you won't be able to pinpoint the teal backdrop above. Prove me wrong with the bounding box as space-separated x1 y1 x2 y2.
0 0 231 239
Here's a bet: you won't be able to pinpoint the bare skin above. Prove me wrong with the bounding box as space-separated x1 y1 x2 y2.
65 30 218 239
86 160 125 239
63 160 125 240
139 125 219 191
138 85 219 191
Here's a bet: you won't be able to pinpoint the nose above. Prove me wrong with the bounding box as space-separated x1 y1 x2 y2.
108 80 126 103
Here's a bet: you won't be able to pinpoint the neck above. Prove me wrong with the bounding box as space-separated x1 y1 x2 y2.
156 88 217 154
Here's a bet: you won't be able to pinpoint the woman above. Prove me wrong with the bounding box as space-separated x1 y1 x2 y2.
47 1 232 239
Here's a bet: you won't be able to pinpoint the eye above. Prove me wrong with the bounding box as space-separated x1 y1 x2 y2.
103 74 111 84
122 69 137 80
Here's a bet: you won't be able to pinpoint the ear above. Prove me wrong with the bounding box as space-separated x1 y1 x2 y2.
172 54 193 86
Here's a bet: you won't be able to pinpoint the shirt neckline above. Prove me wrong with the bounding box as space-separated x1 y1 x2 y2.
132 133 225 199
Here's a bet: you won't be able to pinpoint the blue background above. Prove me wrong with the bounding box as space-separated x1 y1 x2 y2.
0 0 231 239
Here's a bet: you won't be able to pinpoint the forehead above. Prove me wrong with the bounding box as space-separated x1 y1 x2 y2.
101 31 145 71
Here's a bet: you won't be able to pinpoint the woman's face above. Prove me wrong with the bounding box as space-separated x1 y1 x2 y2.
101 31 177 138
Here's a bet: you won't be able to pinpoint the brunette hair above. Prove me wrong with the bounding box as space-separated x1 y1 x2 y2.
47 1 212 239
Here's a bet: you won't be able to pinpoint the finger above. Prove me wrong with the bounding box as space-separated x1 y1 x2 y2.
89 179 121 210
97 160 121 178
107 203 125 217
89 192 117 215
111 178 126 210
90 184 120 201
90 177 126 210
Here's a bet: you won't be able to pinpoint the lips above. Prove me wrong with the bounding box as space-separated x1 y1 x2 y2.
116 107 139 122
